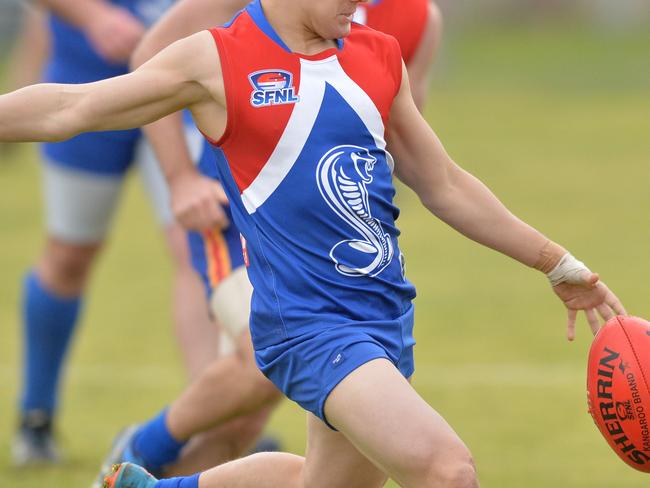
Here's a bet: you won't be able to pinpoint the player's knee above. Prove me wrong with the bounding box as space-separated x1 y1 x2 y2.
51 252 93 283
402 444 477 488
40 241 100 291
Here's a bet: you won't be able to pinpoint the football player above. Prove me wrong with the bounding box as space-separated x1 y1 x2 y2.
0 1 625 487
9 0 224 466
89 0 442 478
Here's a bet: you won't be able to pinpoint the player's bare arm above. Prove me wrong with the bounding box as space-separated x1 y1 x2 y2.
0 31 223 145
387 63 626 336
129 0 243 230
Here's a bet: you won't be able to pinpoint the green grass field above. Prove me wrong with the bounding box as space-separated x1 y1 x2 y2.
1 24 649 487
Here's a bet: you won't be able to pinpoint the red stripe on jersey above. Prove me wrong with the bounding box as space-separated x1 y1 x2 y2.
209 16 300 192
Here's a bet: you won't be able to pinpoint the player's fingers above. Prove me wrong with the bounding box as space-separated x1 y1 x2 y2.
567 309 578 342
191 197 224 230
175 204 203 231
585 308 600 336
180 210 200 231
607 294 627 317
177 195 218 230
176 215 194 230
205 201 229 229
198 203 219 230
596 303 615 323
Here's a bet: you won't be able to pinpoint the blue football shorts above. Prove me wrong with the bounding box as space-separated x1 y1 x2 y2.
187 208 246 297
255 305 416 429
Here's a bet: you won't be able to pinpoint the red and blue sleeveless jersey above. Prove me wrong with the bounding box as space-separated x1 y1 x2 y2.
205 0 416 349
356 0 430 65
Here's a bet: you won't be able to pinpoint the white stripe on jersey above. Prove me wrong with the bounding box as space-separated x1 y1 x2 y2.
241 56 390 214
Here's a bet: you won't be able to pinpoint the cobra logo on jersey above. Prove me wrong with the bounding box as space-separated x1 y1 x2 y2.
248 70 300 108
316 145 393 277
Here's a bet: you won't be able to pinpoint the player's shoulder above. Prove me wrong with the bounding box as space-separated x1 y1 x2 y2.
348 22 401 53
346 22 402 66
349 21 396 42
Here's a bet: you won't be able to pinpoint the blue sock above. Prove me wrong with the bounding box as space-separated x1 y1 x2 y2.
154 474 200 488
133 410 186 469
20 271 82 415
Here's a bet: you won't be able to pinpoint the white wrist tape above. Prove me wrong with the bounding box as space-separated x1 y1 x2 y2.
547 253 591 286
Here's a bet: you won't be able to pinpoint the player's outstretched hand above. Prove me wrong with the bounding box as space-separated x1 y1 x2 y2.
170 170 230 231
85 5 146 64
552 271 627 341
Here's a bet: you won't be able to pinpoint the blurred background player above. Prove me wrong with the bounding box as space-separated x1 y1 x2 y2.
90 0 444 480
10 0 225 466
354 0 442 110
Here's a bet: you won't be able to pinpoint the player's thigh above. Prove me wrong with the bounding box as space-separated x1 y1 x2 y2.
303 413 387 488
232 327 282 404
324 358 475 487
43 161 122 244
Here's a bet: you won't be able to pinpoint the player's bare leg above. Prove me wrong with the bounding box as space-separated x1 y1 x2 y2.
97 328 282 479
17 146 124 462
166 330 282 441
200 360 476 487
166 392 276 476
162 263 283 473
195 411 390 488
135 358 477 488
168 271 281 441
160 233 280 474
36 237 101 297
95 326 283 482
95 264 283 479
159 224 245 474
162 224 219 379
14 236 101 465
324 359 478 488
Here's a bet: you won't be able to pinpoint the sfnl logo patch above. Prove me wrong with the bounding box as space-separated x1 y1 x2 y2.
249 70 299 108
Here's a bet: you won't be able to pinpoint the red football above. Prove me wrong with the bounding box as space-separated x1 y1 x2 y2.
587 316 650 473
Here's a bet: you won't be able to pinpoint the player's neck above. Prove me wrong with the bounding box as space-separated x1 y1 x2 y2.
261 0 338 55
